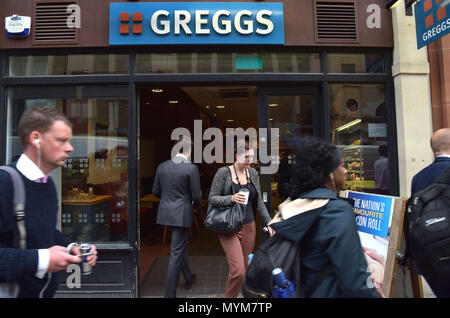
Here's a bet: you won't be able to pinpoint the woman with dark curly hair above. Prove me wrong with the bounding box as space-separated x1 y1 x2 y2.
268 137 382 298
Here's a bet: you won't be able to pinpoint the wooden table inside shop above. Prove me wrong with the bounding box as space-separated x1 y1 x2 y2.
140 193 160 207
62 194 112 241
63 194 112 205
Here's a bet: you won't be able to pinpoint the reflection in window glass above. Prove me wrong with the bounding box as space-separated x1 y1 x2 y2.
327 53 386 73
136 52 321 73
8 54 129 76
268 94 314 212
329 84 389 195
6 86 129 242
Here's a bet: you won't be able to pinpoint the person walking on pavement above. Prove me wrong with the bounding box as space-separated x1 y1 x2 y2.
208 139 273 298
268 137 382 298
152 137 201 298
411 128 450 195
0 106 97 298
410 128 450 298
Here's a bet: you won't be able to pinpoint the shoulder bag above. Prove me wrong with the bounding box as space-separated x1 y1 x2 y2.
204 167 247 233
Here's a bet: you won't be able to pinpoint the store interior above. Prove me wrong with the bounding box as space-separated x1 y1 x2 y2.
138 85 260 297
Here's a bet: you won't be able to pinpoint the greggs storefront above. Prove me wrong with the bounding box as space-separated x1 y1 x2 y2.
0 0 396 297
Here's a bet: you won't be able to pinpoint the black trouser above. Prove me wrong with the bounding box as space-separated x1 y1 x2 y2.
164 226 193 298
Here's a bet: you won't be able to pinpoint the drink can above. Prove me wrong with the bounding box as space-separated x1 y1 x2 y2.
80 243 92 275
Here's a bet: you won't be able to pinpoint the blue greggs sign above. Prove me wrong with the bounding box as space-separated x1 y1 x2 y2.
109 2 284 45
415 0 450 49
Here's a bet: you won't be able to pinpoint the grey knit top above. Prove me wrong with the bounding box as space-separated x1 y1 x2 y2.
208 166 272 225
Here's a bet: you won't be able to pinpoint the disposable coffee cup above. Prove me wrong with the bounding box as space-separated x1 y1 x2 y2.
239 188 249 205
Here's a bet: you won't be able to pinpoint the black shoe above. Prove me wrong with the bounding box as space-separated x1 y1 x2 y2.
185 274 197 289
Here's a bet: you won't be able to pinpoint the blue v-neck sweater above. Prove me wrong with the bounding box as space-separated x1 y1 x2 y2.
0 164 70 297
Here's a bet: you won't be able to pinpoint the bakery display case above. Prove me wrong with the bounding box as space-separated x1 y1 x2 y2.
341 145 376 192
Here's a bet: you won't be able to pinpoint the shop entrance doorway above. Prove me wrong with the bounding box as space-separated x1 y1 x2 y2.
137 85 320 297
138 85 258 297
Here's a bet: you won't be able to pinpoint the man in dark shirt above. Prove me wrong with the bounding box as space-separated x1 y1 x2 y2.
410 128 450 298
411 128 450 195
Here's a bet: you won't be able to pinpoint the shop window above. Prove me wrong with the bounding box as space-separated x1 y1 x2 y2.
8 54 129 76
328 53 386 73
329 84 389 195
6 85 129 242
135 52 321 73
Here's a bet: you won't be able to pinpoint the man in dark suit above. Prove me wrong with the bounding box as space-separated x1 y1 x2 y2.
152 138 201 298
410 128 450 298
411 128 450 195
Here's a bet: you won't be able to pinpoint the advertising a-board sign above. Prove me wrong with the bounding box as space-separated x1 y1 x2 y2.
341 191 406 296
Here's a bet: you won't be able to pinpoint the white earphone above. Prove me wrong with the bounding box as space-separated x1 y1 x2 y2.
35 139 40 149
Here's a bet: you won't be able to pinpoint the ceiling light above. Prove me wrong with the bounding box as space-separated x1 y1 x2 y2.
152 88 164 93
216 105 226 109
226 119 234 122
385 0 402 9
169 100 179 104
269 103 278 107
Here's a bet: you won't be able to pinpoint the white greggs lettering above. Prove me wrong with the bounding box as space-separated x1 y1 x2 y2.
150 9 274 35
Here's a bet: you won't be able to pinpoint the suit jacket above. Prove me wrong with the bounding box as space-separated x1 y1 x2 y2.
411 156 450 195
152 155 201 228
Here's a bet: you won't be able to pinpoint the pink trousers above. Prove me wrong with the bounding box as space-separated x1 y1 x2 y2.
218 221 256 298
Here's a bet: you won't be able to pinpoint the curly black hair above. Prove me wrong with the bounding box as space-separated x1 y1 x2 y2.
289 136 341 199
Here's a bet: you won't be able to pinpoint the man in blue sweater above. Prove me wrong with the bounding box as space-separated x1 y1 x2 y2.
0 106 97 297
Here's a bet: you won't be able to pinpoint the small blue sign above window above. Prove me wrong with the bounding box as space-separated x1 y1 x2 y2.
109 2 284 46
415 0 450 49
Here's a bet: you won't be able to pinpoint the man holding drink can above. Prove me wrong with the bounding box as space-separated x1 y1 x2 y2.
0 107 97 298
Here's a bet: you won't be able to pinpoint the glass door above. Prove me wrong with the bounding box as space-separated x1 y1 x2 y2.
258 87 321 219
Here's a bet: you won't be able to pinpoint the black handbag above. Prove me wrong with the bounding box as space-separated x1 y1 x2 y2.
204 201 245 233
204 168 247 233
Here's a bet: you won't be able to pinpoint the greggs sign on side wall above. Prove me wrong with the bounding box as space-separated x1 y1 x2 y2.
109 2 284 45
415 0 450 49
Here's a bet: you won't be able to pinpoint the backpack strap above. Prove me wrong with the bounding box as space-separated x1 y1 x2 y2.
0 166 26 249
413 166 450 206
435 166 450 184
